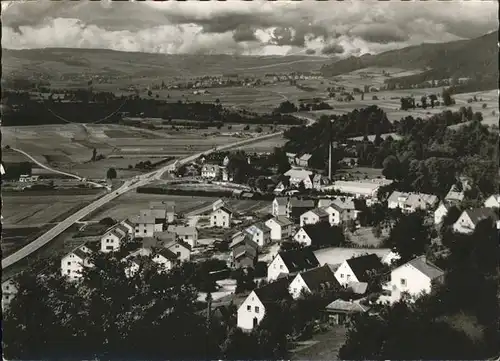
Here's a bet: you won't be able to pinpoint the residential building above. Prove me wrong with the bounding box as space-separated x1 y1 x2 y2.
288 264 338 299
444 178 470 204
387 191 438 213
164 239 192 262
100 229 127 253
312 174 328 190
284 168 313 188
221 166 233 182
201 164 221 179
61 245 94 281
272 197 288 217
300 207 329 227
324 203 345 226
293 222 331 247
223 156 230 167
434 201 452 225
2 279 17 310
244 222 272 247
380 256 444 304
212 198 226 211
324 299 370 325
132 214 157 237
167 225 198 248
452 207 499 234
237 276 293 331
149 201 175 224
267 248 320 281
334 253 385 287
296 153 312 168
119 219 135 235
210 206 233 228
265 216 294 241
232 242 258 269
287 198 315 220
484 195 500 209
286 152 297 165
152 248 179 272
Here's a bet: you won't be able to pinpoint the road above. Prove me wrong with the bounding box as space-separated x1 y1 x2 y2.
10 147 104 189
2 130 290 270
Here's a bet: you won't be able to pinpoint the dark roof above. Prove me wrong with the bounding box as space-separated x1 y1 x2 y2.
299 265 339 292
254 276 293 305
465 207 498 225
73 248 90 260
142 237 159 249
215 206 233 215
278 248 320 273
230 232 258 249
346 254 385 282
164 239 192 252
289 198 315 208
155 248 178 261
301 222 333 245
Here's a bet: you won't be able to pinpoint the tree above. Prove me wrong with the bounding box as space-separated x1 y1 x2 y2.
429 94 438 108
298 181 306 193
482 103 487 109
421 96 428 109
106 167 117 180
442 88 454 106
274 101 298 114
99 217 116 226
382 155 402 181
255 126 263 133
147 90 152 97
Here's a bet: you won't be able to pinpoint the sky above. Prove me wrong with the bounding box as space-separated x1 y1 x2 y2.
1 0 498 57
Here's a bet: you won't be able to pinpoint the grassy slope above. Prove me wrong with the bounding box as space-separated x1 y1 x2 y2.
320 31 498 80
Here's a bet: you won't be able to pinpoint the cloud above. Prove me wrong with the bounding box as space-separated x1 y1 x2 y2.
1 0 498 56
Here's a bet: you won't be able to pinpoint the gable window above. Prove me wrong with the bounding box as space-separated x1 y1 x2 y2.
247 305 251 311
340 274 344 278
280 265 283 270
255 306 259 313
400 278 407 286
67 262 71 266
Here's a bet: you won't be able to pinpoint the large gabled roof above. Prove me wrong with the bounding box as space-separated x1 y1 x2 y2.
396 256 444 280
300 222 332 244
289 198 315 208
464 207 498 225
278 248 320 273
325 299 370 313
155 248 179 261
346 254 384 282
254 276 293 305
299 265 339 292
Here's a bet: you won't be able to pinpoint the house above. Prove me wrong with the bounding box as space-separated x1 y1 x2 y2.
100 229 127 253
149 201 175 224
484 195 500 209
210 206 233 228
237 276 293 331
232 241 258 269
61 245 94 281
452 207 499 234
2 279 17 310
132 214 157 237
202 163 221 179
212 199 226 211
324 203 346 226
387 191 438 213
324 299 370 325
293 222 331 247
152 248 179 272
288 264 339 299
221 166 233 182
284 169 313 188
286 152 297 165
379 256 444 304
265 216 294 241
434 201 452 225
223 155 230 166
272 197 288 217
267 248 320 281
230 231 259 249
244 222 272 247
445 178 470 204
318 198 333 208
312 174 328 190
334 254 385 287
164 239 192 262
300 207 329 227
119 219 135 235
167 225 198 248
296 153 312 168
287 198 315 220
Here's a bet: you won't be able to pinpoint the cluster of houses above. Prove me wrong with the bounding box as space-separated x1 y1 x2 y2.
201 155 233 182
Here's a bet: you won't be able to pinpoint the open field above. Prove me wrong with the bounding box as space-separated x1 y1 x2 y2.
291 326 347 360
2 190 103 227
233 135 287 153
1 226 53 258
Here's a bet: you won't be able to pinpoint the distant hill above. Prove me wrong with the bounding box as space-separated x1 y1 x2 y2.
1 48 330 84
321 31 498 84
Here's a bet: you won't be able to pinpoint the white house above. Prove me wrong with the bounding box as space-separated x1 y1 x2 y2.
237 277 292 331
267 248 320 281
119 219 135 235
167 225 198 248
201 164 221 179
296 153 312 168
434 201 451 225
244 222 272 247
100 229 127 253
379 256 444 304
148 201 175 224
164 240 192 262
152 249 179 272
484 195 500 209
265 216 294 241
300 208 329 227
133 213 161 237
324 203 344 226
452 207 499 234
272 197 288 217
312 174 329 190
387 191 438 213
293 227 313 246
284 168 313 188
61 245 94 281
2 279 17 310
445 178 470 204
288 265 338 299
334 253 385 287
210 206 233 228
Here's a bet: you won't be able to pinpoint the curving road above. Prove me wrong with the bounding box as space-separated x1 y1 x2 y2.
2 130 289 269
10 147 104 189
